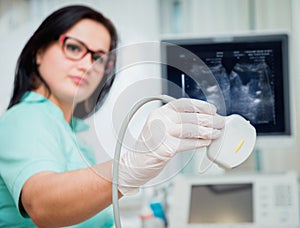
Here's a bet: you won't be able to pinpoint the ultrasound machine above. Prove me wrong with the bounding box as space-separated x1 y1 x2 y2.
161 33 299 228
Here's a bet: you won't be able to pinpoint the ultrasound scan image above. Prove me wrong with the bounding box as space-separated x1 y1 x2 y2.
182 51 276 125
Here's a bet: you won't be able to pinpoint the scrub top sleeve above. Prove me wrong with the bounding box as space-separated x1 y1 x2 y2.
0 109 66 214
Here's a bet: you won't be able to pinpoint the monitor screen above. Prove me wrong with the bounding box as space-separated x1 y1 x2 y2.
189 183 253 224
161 34 290 136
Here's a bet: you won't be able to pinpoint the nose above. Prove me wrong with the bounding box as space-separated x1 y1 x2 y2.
77 52 93 71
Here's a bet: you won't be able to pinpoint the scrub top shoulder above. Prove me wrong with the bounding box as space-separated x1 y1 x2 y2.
0 91 114 228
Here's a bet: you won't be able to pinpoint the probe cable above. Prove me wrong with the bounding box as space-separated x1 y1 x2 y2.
112 95 175 228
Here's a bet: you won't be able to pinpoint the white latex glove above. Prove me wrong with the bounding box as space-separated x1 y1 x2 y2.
118 98 225 195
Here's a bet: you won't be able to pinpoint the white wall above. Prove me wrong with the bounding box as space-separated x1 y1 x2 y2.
0 0 32 113
160 0 251 37
249 0 300 174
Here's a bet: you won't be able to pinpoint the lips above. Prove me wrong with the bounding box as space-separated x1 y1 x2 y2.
69 76 88 86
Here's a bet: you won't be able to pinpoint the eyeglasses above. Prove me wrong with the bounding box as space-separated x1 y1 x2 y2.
59 35 108 65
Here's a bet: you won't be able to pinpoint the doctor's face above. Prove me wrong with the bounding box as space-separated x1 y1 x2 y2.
36 18 111 106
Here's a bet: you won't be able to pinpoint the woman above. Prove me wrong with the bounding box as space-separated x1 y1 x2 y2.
0 5 225 227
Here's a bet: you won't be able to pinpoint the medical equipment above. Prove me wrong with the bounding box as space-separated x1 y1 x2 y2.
168 172 299 228
161 33 293 148
161 32 296 194
112 96 257 228
207 114 256 169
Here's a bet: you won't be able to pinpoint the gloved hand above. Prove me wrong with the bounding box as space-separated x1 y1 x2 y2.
118 98 225 195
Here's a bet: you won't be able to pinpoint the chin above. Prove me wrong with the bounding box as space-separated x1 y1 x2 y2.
72 89 93 103
73 96 88 104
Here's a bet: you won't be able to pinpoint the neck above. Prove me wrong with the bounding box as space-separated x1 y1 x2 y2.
33 87 74 123
56 102 74 123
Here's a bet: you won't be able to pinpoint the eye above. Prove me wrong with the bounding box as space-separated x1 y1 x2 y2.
93 53 107 64
65 43 83 53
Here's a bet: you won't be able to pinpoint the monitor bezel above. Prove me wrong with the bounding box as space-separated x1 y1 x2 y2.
161 33 291 137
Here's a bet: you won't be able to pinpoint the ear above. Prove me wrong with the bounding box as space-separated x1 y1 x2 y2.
36 49 44 65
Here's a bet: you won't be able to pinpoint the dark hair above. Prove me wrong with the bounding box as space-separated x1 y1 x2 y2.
8 5 118 118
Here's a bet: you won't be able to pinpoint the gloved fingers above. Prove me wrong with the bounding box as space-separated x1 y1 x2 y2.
162 136 212 155
164 98 217 115
170 123 222 139
176 113 225 129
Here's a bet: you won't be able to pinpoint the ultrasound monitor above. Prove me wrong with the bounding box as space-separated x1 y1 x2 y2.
161 34 291 137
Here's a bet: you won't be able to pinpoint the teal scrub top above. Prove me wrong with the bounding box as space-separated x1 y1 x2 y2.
0 91 114 228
